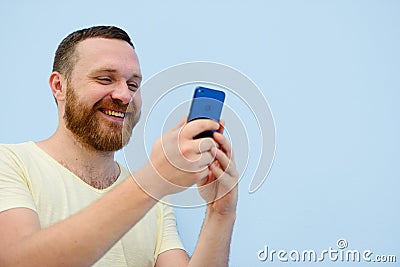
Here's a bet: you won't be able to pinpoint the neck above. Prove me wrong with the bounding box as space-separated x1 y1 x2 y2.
36 126 120 189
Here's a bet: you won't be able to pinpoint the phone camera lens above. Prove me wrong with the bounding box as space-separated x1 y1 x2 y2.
198 89 203 93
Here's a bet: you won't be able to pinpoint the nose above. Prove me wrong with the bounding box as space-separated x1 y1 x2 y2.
110 81 133 105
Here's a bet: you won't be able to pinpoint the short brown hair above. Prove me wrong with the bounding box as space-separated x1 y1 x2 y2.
52 25 135 80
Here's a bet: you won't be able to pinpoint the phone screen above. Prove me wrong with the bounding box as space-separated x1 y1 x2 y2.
187 87 225 138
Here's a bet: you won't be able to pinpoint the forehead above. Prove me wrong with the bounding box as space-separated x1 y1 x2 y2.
74 38 141 76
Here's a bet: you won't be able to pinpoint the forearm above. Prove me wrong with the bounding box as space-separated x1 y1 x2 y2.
189 207 236 267
2 177 157 267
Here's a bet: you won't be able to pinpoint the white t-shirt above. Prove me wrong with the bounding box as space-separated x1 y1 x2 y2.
0 142 185 267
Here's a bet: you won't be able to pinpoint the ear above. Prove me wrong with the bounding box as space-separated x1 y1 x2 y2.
49 71 67 103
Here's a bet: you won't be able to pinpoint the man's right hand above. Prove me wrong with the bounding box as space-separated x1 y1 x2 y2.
133 117 220 199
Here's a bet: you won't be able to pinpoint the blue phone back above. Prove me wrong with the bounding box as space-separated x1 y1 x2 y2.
187 87 225 122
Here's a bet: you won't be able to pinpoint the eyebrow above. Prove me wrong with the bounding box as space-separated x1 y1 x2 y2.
90 68 142 80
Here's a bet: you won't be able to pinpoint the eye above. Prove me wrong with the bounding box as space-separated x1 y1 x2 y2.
97 76 112 84
127 82 139 92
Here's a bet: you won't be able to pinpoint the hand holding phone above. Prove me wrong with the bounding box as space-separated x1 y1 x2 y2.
187 87 225 139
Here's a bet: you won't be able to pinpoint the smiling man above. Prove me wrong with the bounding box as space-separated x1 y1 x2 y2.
0 26 238 266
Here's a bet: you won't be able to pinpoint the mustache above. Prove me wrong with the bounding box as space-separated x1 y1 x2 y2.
93 99 136 113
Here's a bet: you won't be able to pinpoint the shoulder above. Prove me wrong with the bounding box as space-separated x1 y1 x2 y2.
0 142 38 212
0 142 48 169
0 141 63 182
0 141 38 158
0 142 33 167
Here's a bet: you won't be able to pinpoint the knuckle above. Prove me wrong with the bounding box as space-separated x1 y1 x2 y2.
180 144 193 157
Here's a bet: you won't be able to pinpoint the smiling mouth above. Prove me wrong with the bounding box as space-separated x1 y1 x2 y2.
100 108 126 119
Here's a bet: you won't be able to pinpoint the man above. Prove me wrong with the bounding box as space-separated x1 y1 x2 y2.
0 26 238 266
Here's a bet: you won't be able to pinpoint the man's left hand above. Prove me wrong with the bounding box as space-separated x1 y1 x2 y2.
197 122 238 216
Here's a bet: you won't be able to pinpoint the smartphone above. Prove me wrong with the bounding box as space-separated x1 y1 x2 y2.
187 86 225 139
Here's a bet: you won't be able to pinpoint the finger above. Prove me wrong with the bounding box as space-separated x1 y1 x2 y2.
211 146 236 175
209 160 225 180
181 119 220 140
192 137 218 154
177 138 217 162
217 120 225 134
196 151 216 168
210 159 238 192
213 132 234 159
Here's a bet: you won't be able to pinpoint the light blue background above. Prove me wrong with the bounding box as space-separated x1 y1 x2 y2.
0 1 398 266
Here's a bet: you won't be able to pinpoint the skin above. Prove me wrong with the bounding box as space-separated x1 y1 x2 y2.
0 37 238 267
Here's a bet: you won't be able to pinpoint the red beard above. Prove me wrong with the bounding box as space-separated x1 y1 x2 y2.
64 86 140 151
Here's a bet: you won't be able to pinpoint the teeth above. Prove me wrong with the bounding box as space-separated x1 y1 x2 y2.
103 110 125 118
